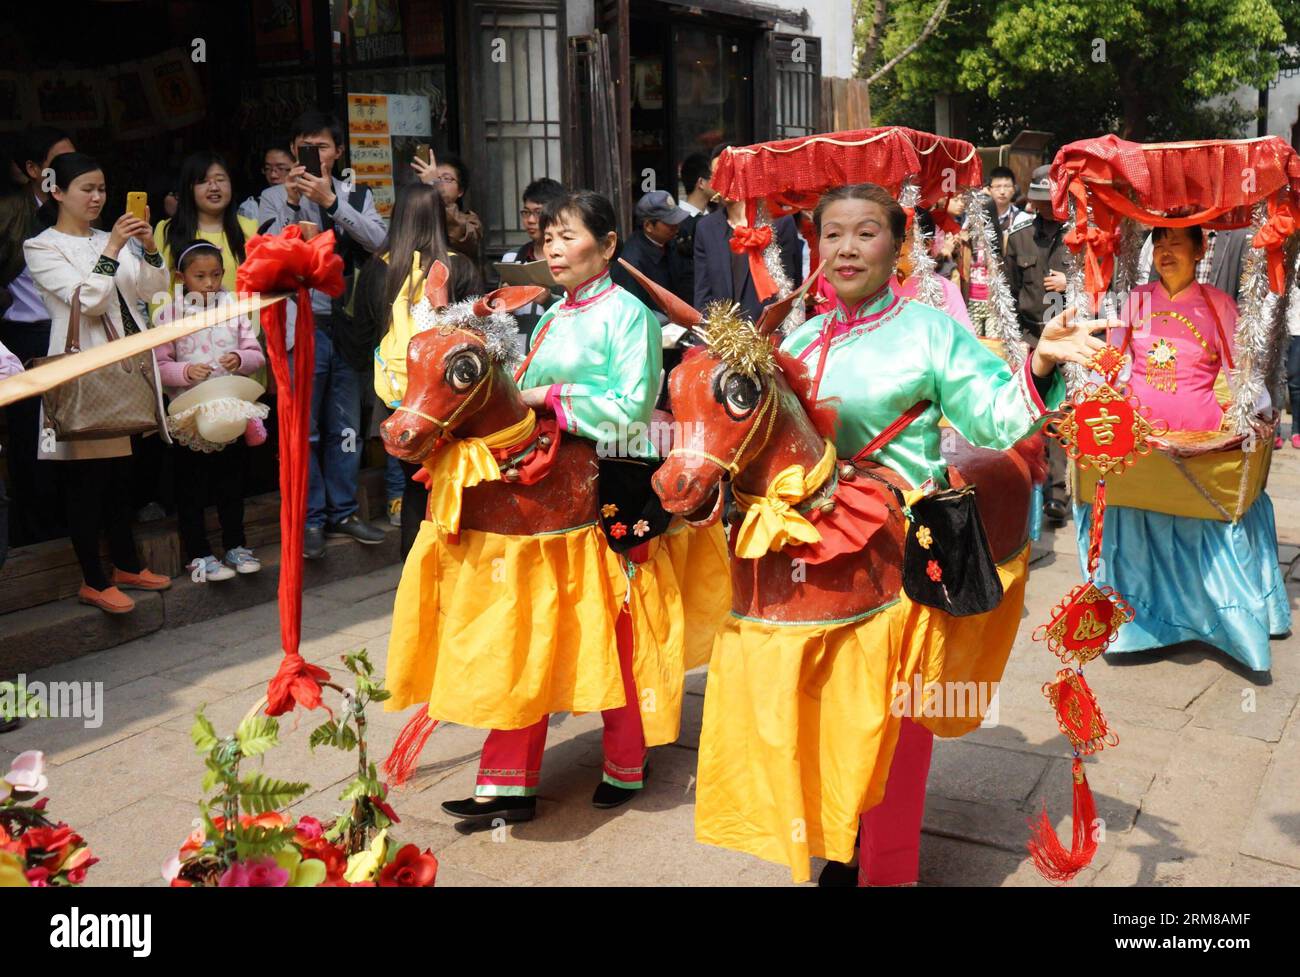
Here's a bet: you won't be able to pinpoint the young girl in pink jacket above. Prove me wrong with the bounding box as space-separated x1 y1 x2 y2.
155 241 267 582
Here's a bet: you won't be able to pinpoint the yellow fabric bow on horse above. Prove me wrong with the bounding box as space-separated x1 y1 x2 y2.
731 440 836 558
423 409 537 534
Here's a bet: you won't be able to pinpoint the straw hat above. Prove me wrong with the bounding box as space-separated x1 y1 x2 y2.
167 374 268 452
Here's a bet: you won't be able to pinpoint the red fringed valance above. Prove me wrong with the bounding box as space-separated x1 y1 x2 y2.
711 126 983 215
1049 135 1300 295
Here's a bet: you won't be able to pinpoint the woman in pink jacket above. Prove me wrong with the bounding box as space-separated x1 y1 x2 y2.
154 240 267 582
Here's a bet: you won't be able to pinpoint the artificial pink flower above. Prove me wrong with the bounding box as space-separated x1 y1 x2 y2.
4 751 48 795
294 816 324 842
219 857 289 887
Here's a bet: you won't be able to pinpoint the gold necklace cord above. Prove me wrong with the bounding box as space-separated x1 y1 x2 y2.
1141 310 1213 352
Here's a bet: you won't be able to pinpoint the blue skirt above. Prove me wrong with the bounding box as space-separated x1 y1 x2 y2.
1073 492 1292 672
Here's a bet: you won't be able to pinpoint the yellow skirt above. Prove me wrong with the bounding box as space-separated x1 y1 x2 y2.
695 544 1030 883
385 520 731 746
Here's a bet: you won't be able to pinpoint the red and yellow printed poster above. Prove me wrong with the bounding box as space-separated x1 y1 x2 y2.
347 93 395 218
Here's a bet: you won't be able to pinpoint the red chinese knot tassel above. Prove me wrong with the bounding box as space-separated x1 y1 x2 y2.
1027 757 1099 884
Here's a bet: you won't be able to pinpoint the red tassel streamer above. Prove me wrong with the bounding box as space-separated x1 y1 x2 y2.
382 708 439 787
1026 757 1099 884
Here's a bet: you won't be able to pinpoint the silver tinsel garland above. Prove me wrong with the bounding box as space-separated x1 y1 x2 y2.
898 180 946 312
1227 202 1274 435
963 189 1028 373
1060 197 1094 396
413 295 525 369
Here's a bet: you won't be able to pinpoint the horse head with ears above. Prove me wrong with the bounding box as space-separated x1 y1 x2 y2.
380 264 602 536
626 259 1034 624
380 262 548 464
628 259 833 527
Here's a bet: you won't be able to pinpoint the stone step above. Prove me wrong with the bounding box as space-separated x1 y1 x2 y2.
0 520 400 675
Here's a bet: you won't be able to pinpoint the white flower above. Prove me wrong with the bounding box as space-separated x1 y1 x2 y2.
3 750 48 795
161 854 182 884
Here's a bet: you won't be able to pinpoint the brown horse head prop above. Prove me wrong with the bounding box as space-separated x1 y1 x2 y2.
379 268 598 536
625 258 1032 624
380 270 548 463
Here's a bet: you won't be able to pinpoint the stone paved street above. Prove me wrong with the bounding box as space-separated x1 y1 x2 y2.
4 449 1298 887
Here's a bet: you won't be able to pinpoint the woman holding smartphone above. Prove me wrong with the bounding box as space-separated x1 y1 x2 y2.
24 152 172 614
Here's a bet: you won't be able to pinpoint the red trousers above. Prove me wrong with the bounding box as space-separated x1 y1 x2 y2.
857 717 934 886
475 608 647 796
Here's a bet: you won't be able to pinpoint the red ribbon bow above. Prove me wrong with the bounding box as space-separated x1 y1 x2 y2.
1252 199 1298 294
728 223 777 301
728 223 773 254
265 653 333 717
236 227 344 716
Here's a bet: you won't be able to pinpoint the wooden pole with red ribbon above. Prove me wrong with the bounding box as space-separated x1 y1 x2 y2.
235 225 345 717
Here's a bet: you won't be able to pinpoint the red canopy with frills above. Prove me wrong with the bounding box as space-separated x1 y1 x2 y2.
710 126 984 214
1049 135 1300 295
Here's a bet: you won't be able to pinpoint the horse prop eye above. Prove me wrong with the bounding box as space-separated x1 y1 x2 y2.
720 370 761 419
446 349 485 392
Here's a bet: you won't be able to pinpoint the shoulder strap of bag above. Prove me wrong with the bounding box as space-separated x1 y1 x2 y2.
66 285 82 352
1195 283 1235 372
851 399 931 466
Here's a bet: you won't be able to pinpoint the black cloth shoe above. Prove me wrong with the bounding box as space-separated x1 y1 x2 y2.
1043 496 1069 525
818 859 859 886
326 514 385 544
304 525 326 560
441 795 536 823
591 780 641 809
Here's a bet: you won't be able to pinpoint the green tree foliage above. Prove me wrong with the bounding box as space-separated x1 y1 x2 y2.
865 0 1298 143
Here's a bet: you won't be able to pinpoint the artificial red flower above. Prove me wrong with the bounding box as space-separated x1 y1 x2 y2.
20 824 73 857
609 522 628 539
370 795 401 825
926 560 943 583
24 866 50 886
378 845 439 887
301 841 348 884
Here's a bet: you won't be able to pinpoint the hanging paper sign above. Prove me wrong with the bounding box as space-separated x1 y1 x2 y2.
106 63 159 140
142 52 206 130
346 94 395 219
1034 581 1134 665
1042 669 1119 756
347 93 389 135
0 72 27 132
33 71 103 127
386 94 431 137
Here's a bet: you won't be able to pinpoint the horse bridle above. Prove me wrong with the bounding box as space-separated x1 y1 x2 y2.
665 383 778 479
394 366 494 441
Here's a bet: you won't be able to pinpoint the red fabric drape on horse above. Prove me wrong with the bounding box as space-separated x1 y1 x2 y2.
236 225 345 716
711 126 984 216
1049 135 1300 295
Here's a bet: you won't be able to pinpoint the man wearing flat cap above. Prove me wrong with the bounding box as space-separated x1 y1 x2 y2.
611 190 694 315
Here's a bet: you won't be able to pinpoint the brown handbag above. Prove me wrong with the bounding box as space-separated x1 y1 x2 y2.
34 285 161 441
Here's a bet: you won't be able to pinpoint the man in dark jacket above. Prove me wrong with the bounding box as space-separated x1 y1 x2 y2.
693 206 802 323
1006 164 1071 524
1005 165 1069 341
611 190 692 310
